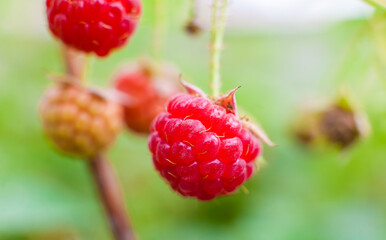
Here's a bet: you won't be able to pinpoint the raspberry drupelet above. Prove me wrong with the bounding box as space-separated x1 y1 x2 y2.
40 82 123 158
148 89 263 201
46 0 142 57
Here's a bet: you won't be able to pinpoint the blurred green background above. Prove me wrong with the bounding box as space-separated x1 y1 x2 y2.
1 0 386 239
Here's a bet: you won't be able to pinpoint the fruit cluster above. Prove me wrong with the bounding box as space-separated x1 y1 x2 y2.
42 0 266 202
41 0 142 159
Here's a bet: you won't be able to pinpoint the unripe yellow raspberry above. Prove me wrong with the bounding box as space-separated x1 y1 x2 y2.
40 83 123 158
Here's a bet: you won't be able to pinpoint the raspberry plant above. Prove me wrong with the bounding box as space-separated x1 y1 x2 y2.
40 0 272 239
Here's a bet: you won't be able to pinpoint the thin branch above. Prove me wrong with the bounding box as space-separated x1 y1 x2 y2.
61 46 88 81
88 156 136 240
210 0 228 97
61 45 135 240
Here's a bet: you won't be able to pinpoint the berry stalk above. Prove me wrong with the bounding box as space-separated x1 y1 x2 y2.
210 0 228 97
188 0 199 23
189 0 196 19
152 0 167 61
89 155 136 240
61 46 88 81
61 44 135 240
185 0 203 36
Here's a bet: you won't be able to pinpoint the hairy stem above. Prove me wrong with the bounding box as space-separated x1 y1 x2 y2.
210 0 228 97
89 156 135 240
189 0 198 20
61 46 88 81
152 0 167 61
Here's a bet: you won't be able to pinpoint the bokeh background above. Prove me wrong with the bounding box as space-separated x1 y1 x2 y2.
1 0 386 239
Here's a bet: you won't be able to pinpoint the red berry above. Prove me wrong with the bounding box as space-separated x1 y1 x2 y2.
148 93 262 200
46 0 142 57
114 60 182 134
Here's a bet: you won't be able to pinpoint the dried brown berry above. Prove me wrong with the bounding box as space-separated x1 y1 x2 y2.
293 93 369 149
320 106 359 148
40 83 123 158
185 20 203 36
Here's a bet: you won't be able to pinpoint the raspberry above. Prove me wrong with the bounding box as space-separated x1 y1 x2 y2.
114 60 182 134
40 83 123 158
46 0 142 57
148 93 262 201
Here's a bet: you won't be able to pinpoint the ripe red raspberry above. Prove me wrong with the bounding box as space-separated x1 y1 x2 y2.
148 93 262 201
40 83 123 158
46 0 142 57
114 60 182 134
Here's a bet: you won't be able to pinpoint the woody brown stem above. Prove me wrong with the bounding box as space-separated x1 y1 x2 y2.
61 46 135 240
88 156 136 240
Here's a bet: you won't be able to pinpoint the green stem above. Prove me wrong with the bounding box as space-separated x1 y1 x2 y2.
371 10 386 68
152 0 167 61
189 0 197 19
329 24 368 86
370 9 386 88
210 0 228 97
363 0 386 8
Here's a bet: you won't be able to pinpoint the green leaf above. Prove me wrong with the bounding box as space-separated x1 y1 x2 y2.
364 0 386 8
